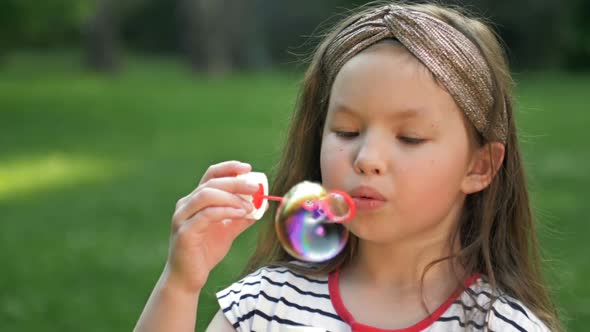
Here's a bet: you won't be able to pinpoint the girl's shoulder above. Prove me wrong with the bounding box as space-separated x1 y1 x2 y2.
215 263 347 332
454 276 551 332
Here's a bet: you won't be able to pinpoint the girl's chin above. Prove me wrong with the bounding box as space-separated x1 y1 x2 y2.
344 219 401 242
346 214 394 227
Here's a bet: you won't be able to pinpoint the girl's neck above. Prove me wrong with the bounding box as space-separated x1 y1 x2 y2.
336 236 467 327
342 235 464 292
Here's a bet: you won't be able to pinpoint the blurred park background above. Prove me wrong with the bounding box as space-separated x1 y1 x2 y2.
0 0 588 331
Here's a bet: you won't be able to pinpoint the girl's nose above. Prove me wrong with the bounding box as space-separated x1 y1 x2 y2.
353 135 387 176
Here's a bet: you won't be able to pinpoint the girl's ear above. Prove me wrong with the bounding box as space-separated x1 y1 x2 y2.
461 142 505 194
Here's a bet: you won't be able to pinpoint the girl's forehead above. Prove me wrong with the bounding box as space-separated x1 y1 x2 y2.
328 102 428 123
328 44 459 122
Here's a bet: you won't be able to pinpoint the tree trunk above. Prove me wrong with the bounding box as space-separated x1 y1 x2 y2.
84 0 120 72
178 0 232 75
177 0 204 72
228 0 272 70
178 0 271 75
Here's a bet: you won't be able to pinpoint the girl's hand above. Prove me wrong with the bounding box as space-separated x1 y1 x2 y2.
164 160 259 293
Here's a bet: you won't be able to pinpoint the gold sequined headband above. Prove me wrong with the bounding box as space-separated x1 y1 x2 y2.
324 5 507 143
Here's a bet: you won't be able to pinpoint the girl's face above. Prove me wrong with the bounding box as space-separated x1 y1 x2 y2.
320 41 478 245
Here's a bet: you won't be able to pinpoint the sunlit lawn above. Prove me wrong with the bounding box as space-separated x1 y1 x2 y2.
0 54 588 331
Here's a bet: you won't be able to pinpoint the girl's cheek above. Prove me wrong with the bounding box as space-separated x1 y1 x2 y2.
328 139 349 157
399 157 438 185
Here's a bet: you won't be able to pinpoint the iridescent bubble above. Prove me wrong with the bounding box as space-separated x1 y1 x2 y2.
275 181 355 262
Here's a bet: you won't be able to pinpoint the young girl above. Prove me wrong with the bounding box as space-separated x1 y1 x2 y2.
134 2 562 331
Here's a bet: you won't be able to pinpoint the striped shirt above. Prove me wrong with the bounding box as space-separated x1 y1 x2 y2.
216 265 550 331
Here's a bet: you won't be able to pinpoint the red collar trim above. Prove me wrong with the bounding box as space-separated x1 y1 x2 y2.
328 268 480 332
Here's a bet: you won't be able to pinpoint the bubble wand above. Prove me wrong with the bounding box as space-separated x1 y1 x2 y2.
238 172 356 262
242 174 356 223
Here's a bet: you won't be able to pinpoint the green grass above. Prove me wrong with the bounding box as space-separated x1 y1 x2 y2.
0 54 588 331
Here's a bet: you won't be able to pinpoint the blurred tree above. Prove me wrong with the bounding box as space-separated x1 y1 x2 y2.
84 0 121 72
121 0 179 53
228 0 272 71
2 0 588 70
454 0 567 68
0 0 92 50
263 0 359 65
83 0 159 72
177 0 271 75
563 0 590 70
177 0 208 72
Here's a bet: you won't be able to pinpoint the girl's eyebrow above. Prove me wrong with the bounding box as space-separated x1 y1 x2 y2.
333 103 426 120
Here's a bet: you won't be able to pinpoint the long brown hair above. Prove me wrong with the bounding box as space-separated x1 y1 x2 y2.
244 1 561 330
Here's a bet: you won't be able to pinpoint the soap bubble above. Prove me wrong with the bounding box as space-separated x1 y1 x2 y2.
275 181 355 262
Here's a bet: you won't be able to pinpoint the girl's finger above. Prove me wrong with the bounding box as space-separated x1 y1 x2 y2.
177 175 260 219
200 176 260 196
177 161 251 205
199 161 251 185
173 187 254 226
178 206 249 234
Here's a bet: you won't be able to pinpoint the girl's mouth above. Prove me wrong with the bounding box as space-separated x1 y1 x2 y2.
352 197 386 210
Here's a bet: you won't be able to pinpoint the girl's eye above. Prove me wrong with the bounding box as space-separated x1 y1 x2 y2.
398 136 425 145
335 131 359 139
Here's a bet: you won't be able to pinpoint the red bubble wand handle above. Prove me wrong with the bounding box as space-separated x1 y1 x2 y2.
252 184 283 209
251 184 356 223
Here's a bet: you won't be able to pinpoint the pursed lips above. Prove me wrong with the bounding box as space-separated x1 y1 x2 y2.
349 185 387 210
